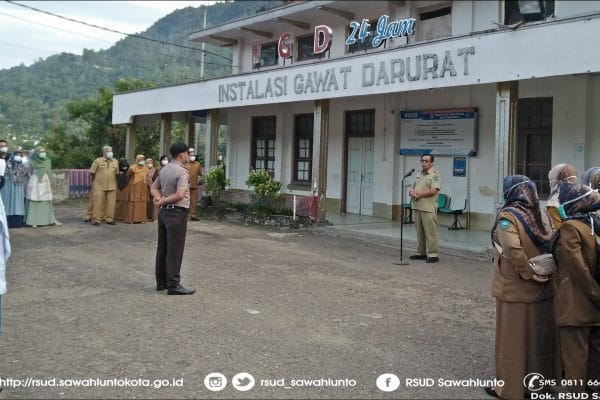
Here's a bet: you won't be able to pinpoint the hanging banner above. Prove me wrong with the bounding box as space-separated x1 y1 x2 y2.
399 108 477 156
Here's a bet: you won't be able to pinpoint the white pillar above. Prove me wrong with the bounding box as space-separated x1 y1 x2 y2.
495 81 518 207
159 113 172 157
205 110 219 168
312 100 329 222
125 120 136 162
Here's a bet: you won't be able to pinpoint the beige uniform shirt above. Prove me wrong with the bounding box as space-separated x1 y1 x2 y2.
152 161 190 209
411 168 441 212
90 157 119 191
183 161 203 189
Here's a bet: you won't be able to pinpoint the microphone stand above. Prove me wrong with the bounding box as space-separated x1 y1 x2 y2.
394 171 413 265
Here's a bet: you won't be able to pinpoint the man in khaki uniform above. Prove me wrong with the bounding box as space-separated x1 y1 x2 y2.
89 145 119 226
183 148 203 221
409 154 442 263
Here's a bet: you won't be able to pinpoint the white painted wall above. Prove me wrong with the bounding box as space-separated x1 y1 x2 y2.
555 1 600 18
224 74 600 221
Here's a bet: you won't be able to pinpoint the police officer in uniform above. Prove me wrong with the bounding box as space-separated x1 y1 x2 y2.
409 154 442 263
151 142 195 295
89 145 119 225
183 148 203 221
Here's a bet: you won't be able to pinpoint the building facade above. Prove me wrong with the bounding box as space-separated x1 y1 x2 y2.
112 0 600 229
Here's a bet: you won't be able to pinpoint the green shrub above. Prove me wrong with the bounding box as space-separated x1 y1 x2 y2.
248 169 281 203
204 165 230 202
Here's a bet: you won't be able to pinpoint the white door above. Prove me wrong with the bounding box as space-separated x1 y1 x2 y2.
346 137 374 216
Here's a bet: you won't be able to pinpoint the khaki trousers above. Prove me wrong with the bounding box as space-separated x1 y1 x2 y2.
86 191 94 219
414 209 439 257
93 189 116 223
189 188 198 218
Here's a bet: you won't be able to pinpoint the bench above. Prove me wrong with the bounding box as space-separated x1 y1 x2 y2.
437 193 466 230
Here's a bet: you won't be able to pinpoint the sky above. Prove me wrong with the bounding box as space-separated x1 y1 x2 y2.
0 1 217 70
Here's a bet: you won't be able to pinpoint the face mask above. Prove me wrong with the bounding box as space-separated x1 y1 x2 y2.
558 189 597 220
106 152 113 159
161 160 168 166
13 155 22 162
138 160 145 166
147 163 153 168
0 147 7 153
39 152 47 159
189 156 196 162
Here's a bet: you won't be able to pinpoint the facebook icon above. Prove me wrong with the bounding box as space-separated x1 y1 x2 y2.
376 373 400 392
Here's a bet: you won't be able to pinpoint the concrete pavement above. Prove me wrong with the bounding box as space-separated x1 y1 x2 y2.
319 213 492 261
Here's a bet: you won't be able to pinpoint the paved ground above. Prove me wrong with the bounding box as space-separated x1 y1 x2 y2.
0 200 497 399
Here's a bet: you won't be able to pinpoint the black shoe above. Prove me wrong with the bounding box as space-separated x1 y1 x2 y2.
92 221 100 226
190 217 199 221
83 217 91 222
409 254 427 260
167 286 195 295
106 221 116 225
156 285 167 291
484 387 499 398
426 256 439 263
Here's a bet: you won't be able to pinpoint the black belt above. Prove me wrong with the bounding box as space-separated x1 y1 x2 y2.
160 205 188 212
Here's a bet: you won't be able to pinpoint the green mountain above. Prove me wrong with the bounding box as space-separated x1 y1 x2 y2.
0 0 286 147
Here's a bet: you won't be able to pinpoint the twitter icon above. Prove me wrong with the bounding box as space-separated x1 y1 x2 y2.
232 372 255 391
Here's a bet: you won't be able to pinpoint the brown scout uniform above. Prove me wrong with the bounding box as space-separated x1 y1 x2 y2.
491 211 555 399
553 219 600 393
411 168 441 257
183 160 203 219
89 157 119 223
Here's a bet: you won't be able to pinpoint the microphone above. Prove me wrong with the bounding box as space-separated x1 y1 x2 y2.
403 168 415 179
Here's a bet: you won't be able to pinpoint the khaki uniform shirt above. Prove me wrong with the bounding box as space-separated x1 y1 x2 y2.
553 219 600 327
491 211 553 303
183 161 203 189
411 168 441 212
90 157 119 191
152 160 190 209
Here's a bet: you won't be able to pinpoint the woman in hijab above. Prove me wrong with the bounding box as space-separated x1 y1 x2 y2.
125 154 148 223
1 150 30 228
487 175 555 399
145 158 158 222
547 163 578 229
24 147 60 227
114 158 130 221
581 167 600 190
553 182 600 394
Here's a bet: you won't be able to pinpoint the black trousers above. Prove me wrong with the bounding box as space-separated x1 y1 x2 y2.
155 208 188 289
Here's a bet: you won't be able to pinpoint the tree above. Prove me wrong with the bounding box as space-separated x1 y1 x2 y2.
42 78 153 168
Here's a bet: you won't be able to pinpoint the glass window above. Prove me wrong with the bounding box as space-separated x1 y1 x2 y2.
251 116 276 177
347 19 378 54
505 0 555 24
515 98 553 198
255 42 278 69
297 35 317 61
294 114 313 184
345 109 375 136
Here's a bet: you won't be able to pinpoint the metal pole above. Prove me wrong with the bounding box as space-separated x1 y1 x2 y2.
200 7 207 79
394 175 410 265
